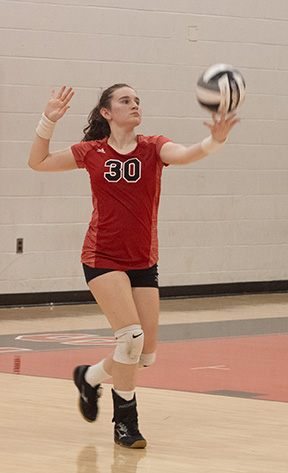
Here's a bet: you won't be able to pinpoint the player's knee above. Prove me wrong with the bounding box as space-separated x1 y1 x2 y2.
113 324 144 364
139 352 156 368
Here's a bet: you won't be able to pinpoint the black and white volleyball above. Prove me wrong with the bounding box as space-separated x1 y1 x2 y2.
196 64 246 114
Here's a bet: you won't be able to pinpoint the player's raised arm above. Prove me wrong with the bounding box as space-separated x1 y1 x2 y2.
160 113 239 166
28 87 77 172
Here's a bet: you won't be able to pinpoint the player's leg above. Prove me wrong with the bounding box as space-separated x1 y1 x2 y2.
77 266 127 396
74 270 146 447
81 264 159 389
127 264 160 369
82 288 159 390
74 269 142 407
132 286 159 368
74 270 141 413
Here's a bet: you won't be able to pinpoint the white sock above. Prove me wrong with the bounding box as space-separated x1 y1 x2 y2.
114 389 135 401
85 359 111 387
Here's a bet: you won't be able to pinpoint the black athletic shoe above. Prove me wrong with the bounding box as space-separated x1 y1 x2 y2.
112 389 147 449
73 365 102 422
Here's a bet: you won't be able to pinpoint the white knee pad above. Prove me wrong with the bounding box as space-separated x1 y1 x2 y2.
139 352 156 368
113 324 144 365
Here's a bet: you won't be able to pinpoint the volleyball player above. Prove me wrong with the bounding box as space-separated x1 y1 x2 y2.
28 84 239 448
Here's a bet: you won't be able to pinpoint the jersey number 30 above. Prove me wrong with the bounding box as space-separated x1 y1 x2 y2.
104 158 141 183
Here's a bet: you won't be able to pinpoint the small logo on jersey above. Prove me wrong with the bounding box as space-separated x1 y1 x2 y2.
97 148 106 154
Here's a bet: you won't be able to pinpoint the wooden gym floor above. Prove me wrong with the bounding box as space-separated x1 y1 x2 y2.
1 293 288 472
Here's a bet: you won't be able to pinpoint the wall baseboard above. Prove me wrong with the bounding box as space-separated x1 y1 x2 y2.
1 280 287 308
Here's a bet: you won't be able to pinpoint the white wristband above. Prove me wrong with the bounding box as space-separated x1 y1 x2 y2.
36 113 56 140
201 135 226 154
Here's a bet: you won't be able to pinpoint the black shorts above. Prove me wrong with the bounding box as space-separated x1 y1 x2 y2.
83 263 159 288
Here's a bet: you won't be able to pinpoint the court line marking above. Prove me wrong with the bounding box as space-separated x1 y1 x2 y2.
190 365 230 370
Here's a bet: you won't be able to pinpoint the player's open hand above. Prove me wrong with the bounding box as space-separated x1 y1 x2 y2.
44 87 74 123
203 113 240 143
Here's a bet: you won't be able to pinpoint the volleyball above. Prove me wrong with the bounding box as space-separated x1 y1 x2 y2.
196 64 246 114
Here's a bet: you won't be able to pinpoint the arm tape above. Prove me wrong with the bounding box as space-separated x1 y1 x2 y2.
36 113 56 140
200 135 226 154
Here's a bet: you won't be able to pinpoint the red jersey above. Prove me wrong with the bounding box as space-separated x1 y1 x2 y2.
71 135 170 270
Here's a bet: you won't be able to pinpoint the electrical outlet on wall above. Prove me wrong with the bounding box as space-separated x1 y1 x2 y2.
16 238 23 254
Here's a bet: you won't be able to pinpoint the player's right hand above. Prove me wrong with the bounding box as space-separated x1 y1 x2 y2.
44 86 74 123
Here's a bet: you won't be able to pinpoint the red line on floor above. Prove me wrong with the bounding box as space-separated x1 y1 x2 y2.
0 334 287 402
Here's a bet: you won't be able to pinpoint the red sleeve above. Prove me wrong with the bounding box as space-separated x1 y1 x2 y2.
71 141 94 169
155 135 172 167
155 135 171 155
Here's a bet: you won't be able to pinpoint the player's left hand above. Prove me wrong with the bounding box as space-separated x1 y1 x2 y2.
203 113 240 143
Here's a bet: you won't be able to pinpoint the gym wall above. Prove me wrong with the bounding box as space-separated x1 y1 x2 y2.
1 0 288 302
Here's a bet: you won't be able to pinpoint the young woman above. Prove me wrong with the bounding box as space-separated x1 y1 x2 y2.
28 84 239 449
